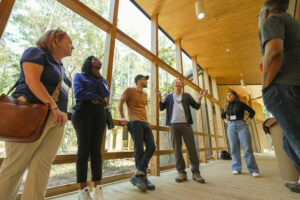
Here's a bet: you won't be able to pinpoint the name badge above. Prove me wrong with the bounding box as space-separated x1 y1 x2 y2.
230 115 237 120
61 81 70 94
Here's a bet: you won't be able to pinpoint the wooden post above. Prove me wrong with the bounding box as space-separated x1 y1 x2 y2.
102 0 119 86
150 13 160 176
248 95 262 153
0 0 15 39
211 78 227 149
296 0 300 20
100 0 119 184
203 71 218 159
175 40 183 77
175 39 189 167
192 57 207 163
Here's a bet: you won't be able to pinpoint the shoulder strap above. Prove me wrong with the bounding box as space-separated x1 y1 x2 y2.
51 64 64 102
6 80 19 96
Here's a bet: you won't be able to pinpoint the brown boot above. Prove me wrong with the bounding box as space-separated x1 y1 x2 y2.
175 173 187 182
192 173 205 183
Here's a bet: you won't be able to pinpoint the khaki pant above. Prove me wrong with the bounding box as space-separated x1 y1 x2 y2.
0 112 66 200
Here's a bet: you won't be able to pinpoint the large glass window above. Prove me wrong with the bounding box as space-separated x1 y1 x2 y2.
103 158 135 177
110 40 151 120
182 52 193 77
105 40 151 153
160 155 175 167
117 0 151 50
104 125 134 153
158 68 176 126
1 0 107 156
158 30 176 69
79 0 110 22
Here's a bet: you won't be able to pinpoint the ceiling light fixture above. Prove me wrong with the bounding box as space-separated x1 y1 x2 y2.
195 0 205 19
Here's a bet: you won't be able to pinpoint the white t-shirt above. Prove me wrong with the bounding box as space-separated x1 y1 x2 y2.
171 93 187 124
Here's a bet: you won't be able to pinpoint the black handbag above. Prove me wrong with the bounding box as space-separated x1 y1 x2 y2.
105 108 114 129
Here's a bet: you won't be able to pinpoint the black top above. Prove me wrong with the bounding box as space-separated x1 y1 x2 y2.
259 13 300 86
221 101 255 121
159 93 200 126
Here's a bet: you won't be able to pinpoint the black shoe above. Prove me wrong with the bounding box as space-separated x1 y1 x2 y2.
145 176 155 190
285 183 300 193
130 175 147 192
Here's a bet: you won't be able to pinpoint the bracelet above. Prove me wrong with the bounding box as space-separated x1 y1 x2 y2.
121 117 126 121
50 105 58 110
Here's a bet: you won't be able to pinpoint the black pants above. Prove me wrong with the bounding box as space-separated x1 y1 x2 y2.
128 121 156 174
71 101 106 182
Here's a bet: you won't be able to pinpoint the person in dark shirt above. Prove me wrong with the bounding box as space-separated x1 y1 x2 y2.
71 56 110 200
258 0 300 193
221 90 260 177
0 29 74 200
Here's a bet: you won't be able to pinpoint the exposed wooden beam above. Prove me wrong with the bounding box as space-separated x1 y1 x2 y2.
192 56 207 163
175 39 183 75
203 70 219 159
211 77 228 150
150 13 160 176
296 0 300 20
0 0 15 39
57 0 219 105
100 0 120 192
248 95 262 153
57 0 112 33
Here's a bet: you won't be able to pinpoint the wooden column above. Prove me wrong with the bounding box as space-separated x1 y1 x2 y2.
248 95 262 153
203 71 218 159
0 0 15 39
100 0 119 179
175 39 183 77
296 0 300 20
192 57 207 163
211 78 227 149
175 39 189 167
102 0 119 86
150 13 160 176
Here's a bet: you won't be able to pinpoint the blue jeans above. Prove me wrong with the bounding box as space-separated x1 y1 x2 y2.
228 120 259 173
263 84 300 174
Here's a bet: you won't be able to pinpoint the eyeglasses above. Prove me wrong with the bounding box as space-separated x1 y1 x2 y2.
54 27 63 39
53 27 62 46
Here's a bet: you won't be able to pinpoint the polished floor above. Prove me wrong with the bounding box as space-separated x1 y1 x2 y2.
49 153 299 200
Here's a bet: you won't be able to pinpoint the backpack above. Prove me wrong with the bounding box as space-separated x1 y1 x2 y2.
219 150 232 160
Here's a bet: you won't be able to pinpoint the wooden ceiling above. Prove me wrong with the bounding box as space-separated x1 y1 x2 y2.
134 0 297 85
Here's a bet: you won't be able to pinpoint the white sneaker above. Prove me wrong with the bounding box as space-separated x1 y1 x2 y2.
252 172 260 178
93 185 104 200
232 170 240 175
78 186 92 200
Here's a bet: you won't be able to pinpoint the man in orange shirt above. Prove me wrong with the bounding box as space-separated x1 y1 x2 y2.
119 74 156 192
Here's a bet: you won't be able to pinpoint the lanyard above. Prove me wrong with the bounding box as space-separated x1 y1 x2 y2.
229 102 237 116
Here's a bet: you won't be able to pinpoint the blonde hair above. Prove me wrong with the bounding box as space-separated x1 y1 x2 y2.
36 28 67 53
